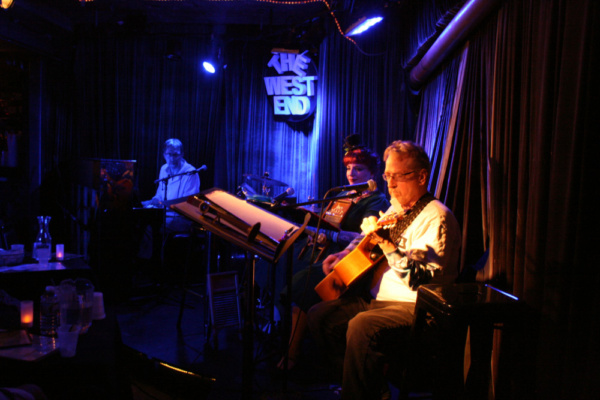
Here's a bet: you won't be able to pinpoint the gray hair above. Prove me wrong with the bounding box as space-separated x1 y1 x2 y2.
383 140 431 175
163 138 184 155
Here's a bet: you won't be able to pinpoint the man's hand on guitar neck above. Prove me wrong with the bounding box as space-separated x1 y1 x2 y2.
322 249 351 275
322 211 401 276
361 212 397 254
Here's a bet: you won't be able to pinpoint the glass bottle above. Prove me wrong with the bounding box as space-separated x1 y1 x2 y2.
33 216 52 260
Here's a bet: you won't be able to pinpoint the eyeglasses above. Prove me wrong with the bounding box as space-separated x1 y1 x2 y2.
382 170 417 182
164 152 182 158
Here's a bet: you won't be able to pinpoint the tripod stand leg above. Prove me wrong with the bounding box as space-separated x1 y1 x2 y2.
242 253 255 400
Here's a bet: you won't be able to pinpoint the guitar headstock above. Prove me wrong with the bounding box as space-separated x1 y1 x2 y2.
377 212 402 228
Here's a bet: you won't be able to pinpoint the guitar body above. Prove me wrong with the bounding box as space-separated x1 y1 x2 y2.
314 212 401 301
314 195 436 301
314 236 385 301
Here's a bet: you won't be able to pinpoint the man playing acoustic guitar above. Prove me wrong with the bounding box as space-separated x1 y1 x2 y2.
307 140 461 400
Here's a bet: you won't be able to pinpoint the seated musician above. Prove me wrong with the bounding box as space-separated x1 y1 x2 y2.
307 140 461 400
278 134 390 370
142 138 200 233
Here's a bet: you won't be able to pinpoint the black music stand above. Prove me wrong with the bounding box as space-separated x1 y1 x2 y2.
172 188 309 399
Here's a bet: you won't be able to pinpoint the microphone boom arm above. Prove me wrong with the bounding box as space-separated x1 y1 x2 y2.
270 191 363 211
154 165 207 184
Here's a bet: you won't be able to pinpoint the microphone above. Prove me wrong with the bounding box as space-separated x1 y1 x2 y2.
330 179 377 193
186 165 207 175
272 187 295 204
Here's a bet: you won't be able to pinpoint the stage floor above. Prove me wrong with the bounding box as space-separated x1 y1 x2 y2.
115 279 345 400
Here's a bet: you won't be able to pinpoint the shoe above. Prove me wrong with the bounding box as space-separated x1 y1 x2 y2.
276 356 297 371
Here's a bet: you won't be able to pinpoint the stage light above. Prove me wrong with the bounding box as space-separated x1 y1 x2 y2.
202 61 216 74
345 15 384 36
201 26 226 75
201 45 222 74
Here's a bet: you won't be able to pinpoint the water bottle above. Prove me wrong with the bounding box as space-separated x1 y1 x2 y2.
40 286 60 336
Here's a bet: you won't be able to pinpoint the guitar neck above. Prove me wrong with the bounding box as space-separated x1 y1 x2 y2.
370 212 402 244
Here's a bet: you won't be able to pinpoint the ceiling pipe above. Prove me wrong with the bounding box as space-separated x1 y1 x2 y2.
409 0 504 90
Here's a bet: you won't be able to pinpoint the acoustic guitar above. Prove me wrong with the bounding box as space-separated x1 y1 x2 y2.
314 213 402 301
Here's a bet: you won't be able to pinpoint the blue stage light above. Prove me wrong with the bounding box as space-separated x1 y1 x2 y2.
203 61 216 74
345 16 383 36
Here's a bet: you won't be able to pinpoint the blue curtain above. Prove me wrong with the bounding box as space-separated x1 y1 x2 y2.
66 18 417 205
219 40 317 202
313 25 415 198
71 35 222 199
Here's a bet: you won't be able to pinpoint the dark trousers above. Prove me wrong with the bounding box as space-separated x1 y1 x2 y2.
307 296 415 400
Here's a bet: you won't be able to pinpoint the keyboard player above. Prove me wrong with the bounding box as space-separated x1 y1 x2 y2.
138 139 202 262
141 138 201 233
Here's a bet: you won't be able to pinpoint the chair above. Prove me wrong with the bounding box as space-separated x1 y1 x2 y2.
159 227 207 328
205 270 242 348
395 283 523 400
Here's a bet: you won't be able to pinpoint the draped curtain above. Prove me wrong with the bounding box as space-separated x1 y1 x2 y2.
313 24 415 198
218 22 415 204
219 39 317 201
410 0 599 397
67 21 416 206
490 1 599 396
72 35 223 198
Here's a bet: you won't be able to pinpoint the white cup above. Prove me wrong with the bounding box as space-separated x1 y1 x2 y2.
37 246 51 267
57 324 81 358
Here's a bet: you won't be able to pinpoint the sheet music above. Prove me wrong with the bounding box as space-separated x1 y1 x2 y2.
205 189 299 243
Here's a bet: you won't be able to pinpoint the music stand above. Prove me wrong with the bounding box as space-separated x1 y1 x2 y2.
172 188 309 399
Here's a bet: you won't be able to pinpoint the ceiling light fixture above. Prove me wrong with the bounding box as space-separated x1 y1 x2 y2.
202 61 216 74
321 0 385 45
202 26 226 75
344 15 384 36
202 45 222 74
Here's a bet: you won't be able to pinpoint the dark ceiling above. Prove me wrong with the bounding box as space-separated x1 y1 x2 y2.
0 0 400 54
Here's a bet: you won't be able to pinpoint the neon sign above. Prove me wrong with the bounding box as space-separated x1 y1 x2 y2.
264 50 318 123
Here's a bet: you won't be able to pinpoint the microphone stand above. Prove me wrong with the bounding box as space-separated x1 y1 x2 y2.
271 191 366 211
158 176 169 276
271 189 368 384
153 167 205 275
272 190 368 264
154 166 205 185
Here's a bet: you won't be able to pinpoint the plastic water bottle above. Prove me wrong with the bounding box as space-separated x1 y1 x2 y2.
40 286 60 336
